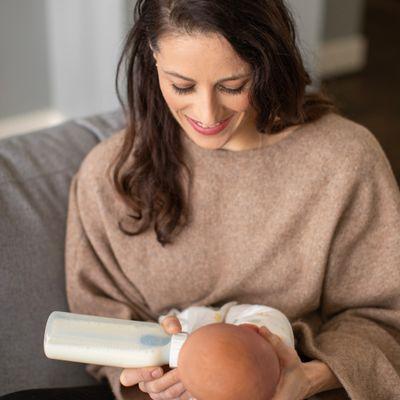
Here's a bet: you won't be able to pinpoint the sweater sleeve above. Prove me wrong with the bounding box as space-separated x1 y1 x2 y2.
65 163 153 400
297 134 400 399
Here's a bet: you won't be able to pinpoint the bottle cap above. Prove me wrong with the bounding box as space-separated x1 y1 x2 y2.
169 332 189 368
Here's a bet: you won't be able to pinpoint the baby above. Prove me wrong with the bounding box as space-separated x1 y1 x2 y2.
158 301 295 400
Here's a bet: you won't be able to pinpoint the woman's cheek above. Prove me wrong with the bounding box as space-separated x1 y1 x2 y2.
165 93 185 110
158 80 177 104
227 93 251 113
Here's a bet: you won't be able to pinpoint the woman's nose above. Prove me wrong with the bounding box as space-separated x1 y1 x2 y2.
194 90 221 125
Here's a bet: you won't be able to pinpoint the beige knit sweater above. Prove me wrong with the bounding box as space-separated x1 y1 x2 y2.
65 113 400 400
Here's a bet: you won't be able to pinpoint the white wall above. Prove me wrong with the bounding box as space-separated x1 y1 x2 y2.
286 0 326 89
287 0 367 81
320 0 367 78
0 0 128 138
0 0 50 119
46 0 127 119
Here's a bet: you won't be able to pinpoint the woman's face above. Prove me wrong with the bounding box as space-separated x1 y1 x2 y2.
153 32 260 151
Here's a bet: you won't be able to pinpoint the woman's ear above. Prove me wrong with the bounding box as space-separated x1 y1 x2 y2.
148 41 156 55
149 42 159 65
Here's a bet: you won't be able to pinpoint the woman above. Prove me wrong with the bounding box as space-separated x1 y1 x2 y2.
3 0 399 400
67 0 400 397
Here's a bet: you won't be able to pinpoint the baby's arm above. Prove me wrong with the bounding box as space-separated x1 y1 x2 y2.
158 301 238 333
225 304 295 348
157 301 295 348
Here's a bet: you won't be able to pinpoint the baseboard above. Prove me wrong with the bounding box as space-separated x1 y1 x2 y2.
318 34 368 79
0 109 66 139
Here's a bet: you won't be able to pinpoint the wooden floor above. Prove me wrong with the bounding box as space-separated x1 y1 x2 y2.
322 0 400 186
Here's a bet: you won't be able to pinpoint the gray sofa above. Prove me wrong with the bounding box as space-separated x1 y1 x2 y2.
0 110 125 396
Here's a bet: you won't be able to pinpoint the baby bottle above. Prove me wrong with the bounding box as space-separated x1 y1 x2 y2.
43 311 188 368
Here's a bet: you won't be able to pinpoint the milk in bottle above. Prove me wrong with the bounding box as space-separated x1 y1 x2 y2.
43 311 188 368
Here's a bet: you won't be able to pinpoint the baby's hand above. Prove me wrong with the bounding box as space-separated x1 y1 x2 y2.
137 316 197 400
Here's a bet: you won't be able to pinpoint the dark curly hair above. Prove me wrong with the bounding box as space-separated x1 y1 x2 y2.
112 0 337 246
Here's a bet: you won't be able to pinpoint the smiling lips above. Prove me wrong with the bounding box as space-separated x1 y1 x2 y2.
186 114 234 135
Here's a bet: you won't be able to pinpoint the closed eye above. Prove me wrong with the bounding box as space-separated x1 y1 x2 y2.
172 84 247 96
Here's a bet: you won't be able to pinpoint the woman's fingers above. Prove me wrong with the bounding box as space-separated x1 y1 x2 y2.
143 381 186 399
138 366 198 400
173 389 196 400
161 315 182 334
180 390 198 400
139 367 181 394
121 316 181 389
238 323 260 334
147 389 196 400
120 366 164 386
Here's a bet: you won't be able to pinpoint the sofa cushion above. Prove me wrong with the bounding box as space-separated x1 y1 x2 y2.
0 109 125 395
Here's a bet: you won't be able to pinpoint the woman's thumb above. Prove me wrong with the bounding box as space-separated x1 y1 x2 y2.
259 326 298 367
120 366 163 386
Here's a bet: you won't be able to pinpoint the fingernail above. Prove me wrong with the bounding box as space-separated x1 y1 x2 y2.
167 321 178 330
120 372 127 385
152 368 163 378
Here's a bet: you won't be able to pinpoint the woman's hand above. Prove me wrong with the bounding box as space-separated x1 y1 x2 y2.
240 324 312 400
120 316 197 400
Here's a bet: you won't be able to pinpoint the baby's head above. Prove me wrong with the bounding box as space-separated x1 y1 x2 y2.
177 323 280 400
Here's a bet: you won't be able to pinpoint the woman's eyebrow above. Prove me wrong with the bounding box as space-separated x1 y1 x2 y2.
162 69 250 83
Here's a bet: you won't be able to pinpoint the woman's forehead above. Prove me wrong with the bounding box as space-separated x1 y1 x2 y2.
155 33 251 78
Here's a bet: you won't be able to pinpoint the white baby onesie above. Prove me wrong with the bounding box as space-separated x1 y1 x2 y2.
158 301 295 348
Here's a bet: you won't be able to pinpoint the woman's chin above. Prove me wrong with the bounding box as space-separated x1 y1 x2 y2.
184 130 231 150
